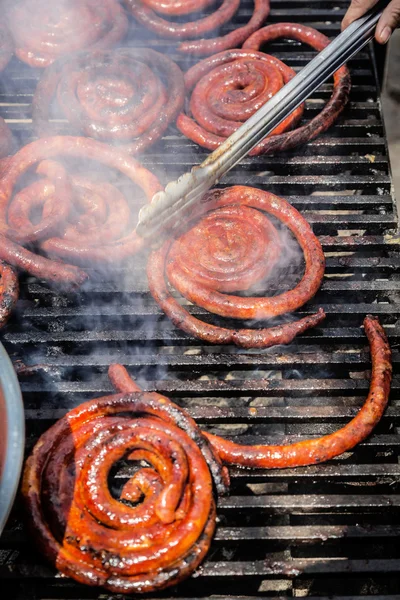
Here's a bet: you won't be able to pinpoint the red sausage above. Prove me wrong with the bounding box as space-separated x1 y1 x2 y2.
7 0 128 68
177 24 351 155
107 331 392 470
22 389 227 593
206 316 392 467
147 186 326 348
124 0 270 56
0 136 163 273
0 233 88 289
32 48 185 154
242 23 351 154
22 317 392 595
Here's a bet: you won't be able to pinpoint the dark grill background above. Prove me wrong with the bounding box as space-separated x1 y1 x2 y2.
0 0 399 598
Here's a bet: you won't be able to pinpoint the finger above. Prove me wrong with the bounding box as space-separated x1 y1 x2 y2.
342 0 379 30
376 0 400 42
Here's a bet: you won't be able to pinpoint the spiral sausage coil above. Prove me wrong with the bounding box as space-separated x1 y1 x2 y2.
22 380 229 593
148 185 326 348
33 49 185 154
177 24 351 155
7 0 128 68
0 136 163 287
124 0 270 55
23 318 392 592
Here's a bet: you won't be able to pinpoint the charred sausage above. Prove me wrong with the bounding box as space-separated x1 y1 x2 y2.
23 317 392 594
206 315 392 467
22 389 228 593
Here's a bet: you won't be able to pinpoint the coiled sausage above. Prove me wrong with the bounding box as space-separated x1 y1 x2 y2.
124 0 270 56
177 24 351 155
0 137 162 284
147 186 326 348
22 389 228 593
33 49 184 154
23 317 392 593
7 0 128 68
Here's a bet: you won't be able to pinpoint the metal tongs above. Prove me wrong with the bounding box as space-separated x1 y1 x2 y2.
136 0 389 239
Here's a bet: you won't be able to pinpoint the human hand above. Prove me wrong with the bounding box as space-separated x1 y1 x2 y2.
342 0 400 43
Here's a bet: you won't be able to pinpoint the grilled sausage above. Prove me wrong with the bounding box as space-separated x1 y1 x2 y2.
23 317 391 594
22 390 228 593
147 186 326 348
108 315 392 471
0 261 18 328
7 0 128 68
6 160 72 244
32 49 185 154
124 0 270 56
0 233 88 288
0 136 163 274
242 23 352 154
177 48 302 154
108 363 142 393
206 315 392 467
177 24 351 154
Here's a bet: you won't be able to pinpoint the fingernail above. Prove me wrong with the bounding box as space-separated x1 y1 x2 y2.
379 26 391 44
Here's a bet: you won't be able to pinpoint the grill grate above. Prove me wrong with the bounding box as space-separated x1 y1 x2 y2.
1 1 400 598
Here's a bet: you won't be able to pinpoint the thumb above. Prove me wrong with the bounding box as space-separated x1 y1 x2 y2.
376 0 400 43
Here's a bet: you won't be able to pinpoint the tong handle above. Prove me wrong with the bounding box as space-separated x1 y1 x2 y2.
137 0 389 238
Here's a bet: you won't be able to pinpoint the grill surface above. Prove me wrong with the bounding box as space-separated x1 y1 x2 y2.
1 1 400 598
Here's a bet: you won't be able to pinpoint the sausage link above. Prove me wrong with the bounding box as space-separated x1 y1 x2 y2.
125 0 240 40
206 316 392 467
180 0 270 55
0 136 163 274
23 318 392 594
124 0 270 55
107 316 391 469
147 186 325 348
242 23 352 154
33 48 185 154
6 160 72 244
108 334 392 470
0 233 88 289
142 0 216 16
0 261 18 328
108 364 142 393
22 390 228 593
177 24 350 154
7 0 128 68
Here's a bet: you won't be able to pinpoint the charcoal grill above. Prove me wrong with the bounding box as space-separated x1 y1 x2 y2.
0 1 400 598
